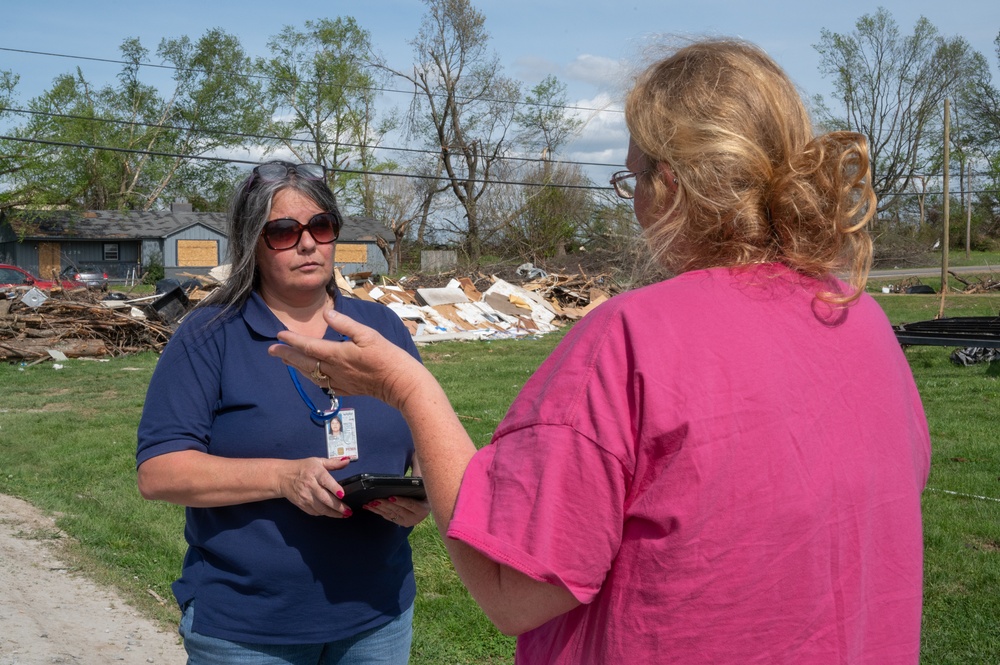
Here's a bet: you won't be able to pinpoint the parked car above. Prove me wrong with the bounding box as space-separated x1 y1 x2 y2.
0 263 85 291
60 263 109 291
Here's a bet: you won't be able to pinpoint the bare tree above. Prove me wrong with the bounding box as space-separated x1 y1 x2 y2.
814 8 982 210
368 174 427 273
376 0 520 260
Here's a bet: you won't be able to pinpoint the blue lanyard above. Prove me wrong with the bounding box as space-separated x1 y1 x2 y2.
287 365 341 425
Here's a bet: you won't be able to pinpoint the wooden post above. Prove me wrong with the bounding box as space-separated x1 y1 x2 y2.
966 160 972 259
938 98 950 319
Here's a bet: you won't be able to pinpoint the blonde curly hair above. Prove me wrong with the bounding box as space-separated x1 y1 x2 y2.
625 38 875 302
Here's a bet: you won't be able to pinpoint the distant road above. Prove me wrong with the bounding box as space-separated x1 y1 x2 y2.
869 265 997 279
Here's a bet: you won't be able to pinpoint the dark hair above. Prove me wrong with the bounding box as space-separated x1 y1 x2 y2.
625 39 875 303
203 161 342 311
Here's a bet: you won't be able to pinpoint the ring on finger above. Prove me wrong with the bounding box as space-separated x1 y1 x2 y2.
311 360 330 382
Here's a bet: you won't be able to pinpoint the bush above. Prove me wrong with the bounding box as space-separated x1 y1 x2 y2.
142 252 165 285
871 224 935 268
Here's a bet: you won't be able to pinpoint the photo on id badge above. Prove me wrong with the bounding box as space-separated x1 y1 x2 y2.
327 410 358 460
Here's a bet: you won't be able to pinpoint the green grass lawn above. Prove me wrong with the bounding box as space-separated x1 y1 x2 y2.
0 288 998 663
945 250 1000 268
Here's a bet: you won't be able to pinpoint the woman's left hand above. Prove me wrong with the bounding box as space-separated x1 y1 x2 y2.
363 496 430 528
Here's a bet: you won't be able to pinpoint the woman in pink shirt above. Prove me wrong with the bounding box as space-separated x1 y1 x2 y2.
271 38 930 664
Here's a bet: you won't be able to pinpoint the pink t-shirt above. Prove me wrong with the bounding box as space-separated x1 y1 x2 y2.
448 265 930 664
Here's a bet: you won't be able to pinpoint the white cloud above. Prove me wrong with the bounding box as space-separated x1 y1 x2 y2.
564 54 628 90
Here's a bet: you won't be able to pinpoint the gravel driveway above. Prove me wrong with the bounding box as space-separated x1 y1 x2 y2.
0 494 186 664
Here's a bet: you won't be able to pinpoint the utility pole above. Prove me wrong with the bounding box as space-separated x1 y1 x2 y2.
938 98 950 319
966 160 972 259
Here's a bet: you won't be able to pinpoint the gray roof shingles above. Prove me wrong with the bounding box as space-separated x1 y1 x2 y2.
5 210 392 243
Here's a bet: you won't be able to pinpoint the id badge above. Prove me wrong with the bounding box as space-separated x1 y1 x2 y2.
327 408 359 461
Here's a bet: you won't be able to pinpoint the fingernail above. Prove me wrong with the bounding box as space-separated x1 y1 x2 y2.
343 508 353 517
340 456 351 461
369 500 380 507
335 490 345 499
388 496 397 503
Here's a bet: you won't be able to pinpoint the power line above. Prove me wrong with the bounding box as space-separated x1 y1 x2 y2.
0 105 623 170
5 134 994 200
0 46 623 117
0 134 615 193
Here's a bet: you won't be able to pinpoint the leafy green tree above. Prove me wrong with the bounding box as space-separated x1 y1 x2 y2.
0 69 34 210
510 75 588 259
505 163 591 261
514 75 583 159
153 29 267 205
2 31 260 211
959 31 1000 234
814 8 982 211
257 17 395 213
962 31 1000 147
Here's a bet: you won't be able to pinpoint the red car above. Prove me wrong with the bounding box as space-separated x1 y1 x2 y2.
0 264 85 291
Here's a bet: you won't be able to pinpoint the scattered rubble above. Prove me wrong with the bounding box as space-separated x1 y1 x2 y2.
947 271 1000 294
879 271 1000 295
0 264 619 360
0 289 175 361
348 266 612 343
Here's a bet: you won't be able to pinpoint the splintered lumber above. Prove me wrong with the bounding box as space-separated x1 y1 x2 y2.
0 298 174 359
0 338 108 360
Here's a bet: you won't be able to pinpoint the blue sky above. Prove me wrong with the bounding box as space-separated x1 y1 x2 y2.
2 0 998 178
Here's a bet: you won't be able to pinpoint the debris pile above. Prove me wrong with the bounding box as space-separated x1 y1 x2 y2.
880 271 1000 295
948 271 1000 294
340 264 614 343
1 264 619 360
0 291 175 361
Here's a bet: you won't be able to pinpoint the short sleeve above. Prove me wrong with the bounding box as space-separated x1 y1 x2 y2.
136 310 223 466
447 421 627 604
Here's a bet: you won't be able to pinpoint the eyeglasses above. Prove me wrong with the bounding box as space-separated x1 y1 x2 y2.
261 212 341 250
610 169 649 200
244 162 326 193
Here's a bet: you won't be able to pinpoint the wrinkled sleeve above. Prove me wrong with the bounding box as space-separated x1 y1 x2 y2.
136 314 222 466
446 297 638 603
447 423 627 603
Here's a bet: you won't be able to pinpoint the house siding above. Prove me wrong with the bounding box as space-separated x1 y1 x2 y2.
1 210 395 282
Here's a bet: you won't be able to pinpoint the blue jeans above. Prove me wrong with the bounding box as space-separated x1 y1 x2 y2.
179 601 413 665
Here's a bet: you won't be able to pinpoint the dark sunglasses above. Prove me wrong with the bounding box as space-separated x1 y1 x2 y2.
244 162 325 193
261 212 341 250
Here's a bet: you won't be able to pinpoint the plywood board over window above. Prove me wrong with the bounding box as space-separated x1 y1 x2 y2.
177 240 219 267
38 242 61 281
335 244 367 264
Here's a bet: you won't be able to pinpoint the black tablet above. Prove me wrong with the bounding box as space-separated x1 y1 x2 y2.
338 473 426 509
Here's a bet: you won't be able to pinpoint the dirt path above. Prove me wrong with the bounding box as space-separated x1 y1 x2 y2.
0 494 186 664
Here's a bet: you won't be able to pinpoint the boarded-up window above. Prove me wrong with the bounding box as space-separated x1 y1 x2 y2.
38 242 61 281
335 244 367 264
177 240 219 267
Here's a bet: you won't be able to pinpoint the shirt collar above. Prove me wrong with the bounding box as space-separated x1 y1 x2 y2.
242 290 341 340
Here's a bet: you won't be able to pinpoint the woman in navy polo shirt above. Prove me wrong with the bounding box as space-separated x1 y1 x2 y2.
136 161 427 664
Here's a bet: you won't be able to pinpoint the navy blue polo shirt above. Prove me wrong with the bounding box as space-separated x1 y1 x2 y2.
137 292 420 644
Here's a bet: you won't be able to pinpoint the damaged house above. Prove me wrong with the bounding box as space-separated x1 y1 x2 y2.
0 204 396 283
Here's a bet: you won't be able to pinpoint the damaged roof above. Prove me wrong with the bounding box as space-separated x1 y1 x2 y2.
3 209 394 244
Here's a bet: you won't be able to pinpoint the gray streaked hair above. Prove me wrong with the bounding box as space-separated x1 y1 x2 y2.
201 163 342 313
